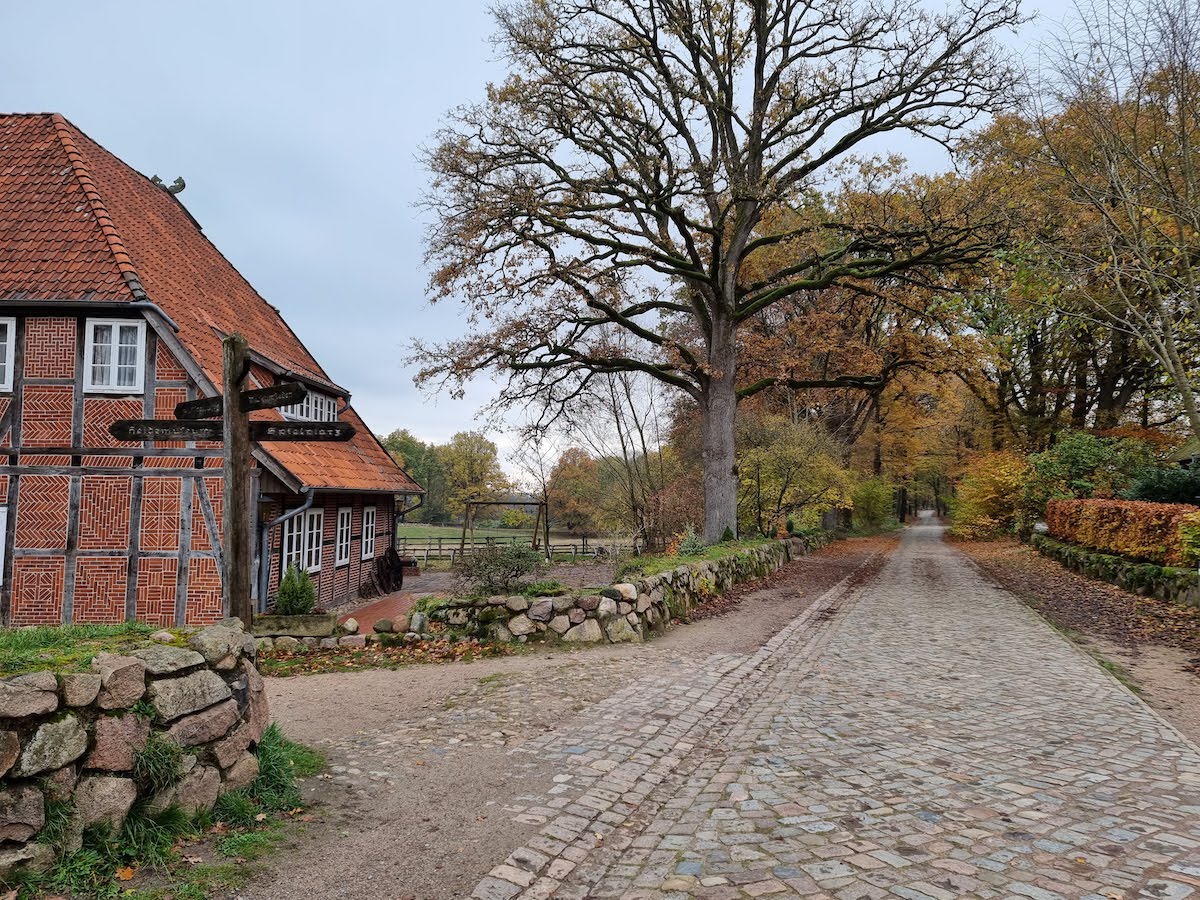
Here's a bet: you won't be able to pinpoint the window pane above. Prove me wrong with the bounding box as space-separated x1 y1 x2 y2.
91 325 113 386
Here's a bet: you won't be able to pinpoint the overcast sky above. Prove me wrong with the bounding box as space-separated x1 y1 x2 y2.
0 0 1073 452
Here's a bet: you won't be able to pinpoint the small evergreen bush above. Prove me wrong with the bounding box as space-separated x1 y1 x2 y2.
1122 467 1200 504
676 526 706 556
276 565 316 615
721 526 736 542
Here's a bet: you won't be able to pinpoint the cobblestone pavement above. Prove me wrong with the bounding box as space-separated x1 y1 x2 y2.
473 523 1200 900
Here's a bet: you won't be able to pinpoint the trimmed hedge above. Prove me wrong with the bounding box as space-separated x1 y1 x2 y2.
1044 498 1200 566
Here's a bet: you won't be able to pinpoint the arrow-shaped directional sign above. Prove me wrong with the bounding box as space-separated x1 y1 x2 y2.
109 419 356 443
174 382 308 420
252 421 355 442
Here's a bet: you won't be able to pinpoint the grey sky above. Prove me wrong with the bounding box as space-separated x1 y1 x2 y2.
0 0 1072 448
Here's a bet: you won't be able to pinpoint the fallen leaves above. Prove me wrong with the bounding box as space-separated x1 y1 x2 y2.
115 866 137 881
961 539 1200 658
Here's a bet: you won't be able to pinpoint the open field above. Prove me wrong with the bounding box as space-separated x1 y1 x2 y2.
395 523 584 542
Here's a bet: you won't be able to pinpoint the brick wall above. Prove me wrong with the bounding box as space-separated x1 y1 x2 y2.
264 492 394 609
1 310 398 626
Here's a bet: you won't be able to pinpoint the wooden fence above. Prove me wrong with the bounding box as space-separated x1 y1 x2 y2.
396 536 640 565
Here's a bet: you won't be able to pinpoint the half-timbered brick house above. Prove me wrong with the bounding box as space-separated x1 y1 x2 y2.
0 113 422 626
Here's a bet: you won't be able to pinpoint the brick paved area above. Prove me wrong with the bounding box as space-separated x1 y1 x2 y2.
474 523 1200 899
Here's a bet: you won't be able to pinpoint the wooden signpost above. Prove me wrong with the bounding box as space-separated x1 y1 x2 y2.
107 334 356 624
174 382 306 420
110 419 355 443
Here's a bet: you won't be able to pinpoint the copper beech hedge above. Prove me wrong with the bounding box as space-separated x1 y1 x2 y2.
1044 499 1200 565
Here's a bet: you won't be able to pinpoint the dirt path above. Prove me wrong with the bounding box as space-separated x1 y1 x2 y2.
232 536 894 900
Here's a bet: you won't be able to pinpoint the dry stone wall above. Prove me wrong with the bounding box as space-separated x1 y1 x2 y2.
427 536 822 644
0 620 268 881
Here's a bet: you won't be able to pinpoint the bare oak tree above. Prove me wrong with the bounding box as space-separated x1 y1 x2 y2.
415 0 1021 541
1032 0 1200 438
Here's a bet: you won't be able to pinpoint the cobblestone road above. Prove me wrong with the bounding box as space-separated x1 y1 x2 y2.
474 522 1200 900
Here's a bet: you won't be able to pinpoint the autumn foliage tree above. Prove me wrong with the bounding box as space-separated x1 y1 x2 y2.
414 0 1023 541
547 448 604 536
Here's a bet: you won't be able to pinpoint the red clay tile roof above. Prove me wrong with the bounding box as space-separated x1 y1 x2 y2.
0 113 420 495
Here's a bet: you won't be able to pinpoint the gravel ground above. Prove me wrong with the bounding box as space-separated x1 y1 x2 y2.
229 535 896 900
958 538 1200 745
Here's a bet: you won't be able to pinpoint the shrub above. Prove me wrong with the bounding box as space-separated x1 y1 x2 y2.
1121 467 1200 504
676 526 706 556
455 543 548 594
1044 498 1200 565
852 478 894 531
721 526 736 542
1021 430 1158 528
276 565 316 616
949 452 1029 539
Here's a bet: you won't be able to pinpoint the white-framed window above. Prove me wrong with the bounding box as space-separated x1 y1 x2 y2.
281 514 305 572
361 505 376 560
84 318 145 393
279 389 338 422
0 318 14 392
335 507 352 566
304 508 324 572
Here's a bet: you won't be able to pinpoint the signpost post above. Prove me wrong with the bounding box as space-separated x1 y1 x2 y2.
222 335 253 626
108 334 356 625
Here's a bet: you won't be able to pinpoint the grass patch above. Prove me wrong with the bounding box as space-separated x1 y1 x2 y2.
615 539 774 580
133 731 184 795
16 727 324 899
0 621 157 677
216 828 282 860
523 579 566 597
1095 655 1142 693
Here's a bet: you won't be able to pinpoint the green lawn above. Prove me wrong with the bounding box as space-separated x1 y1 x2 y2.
0 621 158 677
395 523 612 544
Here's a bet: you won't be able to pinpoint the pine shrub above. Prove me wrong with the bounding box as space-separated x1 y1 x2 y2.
276 565 316 616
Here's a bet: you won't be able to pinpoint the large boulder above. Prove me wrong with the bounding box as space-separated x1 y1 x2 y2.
150 763 220 815
9 671 57 691
92 654 147 710
550 596 576 613
507 615 536 637
15 714 87 777
0 785 45 842
504 596 529 612
129 645 205 676
73 775 137 831
85 713 151 771
166 698 240 747
146 670 231 722
188 625 245 670
548 615 572 635
527 601 554 623
562 619 603 643
43 764 78 802
0 842 55 881
597 597 618 620
605 616 642 644
60 673 102 707
0 731 19 778
613 583 638 601
577 595 601 612
221 752 259 792
0 680 58 720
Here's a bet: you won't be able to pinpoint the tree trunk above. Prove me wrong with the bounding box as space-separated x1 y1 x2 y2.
700 321 739 543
